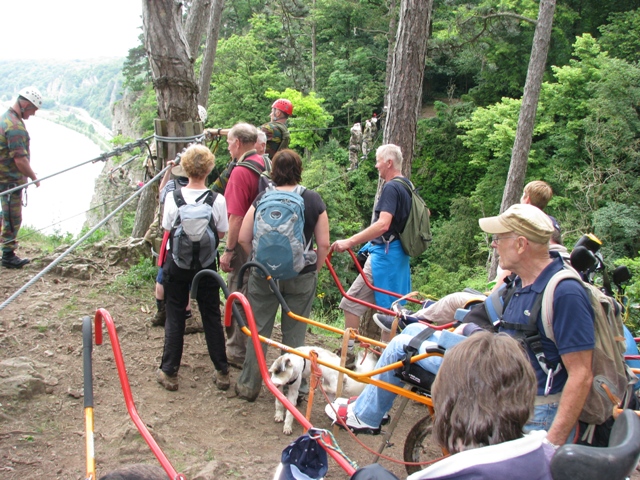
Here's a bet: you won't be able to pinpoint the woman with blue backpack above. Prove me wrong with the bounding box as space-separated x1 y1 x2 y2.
234 149 331 402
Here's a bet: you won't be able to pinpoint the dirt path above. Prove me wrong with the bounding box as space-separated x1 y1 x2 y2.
0 245 428 479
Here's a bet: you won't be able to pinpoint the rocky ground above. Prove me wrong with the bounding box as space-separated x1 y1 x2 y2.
0 243 431 480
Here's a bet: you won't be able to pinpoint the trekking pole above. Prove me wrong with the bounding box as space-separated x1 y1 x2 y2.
82 316 96 480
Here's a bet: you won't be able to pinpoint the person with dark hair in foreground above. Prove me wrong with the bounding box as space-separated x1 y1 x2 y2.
409 331 554 479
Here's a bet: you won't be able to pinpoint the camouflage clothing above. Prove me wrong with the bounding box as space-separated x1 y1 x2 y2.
0 187 22 253
0 108 30 253
260 121 290 158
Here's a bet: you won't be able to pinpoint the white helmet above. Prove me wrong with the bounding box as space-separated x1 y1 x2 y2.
198 105 207 123
18 86 43 109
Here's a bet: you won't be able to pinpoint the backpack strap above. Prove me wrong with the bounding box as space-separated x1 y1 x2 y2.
238 153 267 176
401 326 436 378
173 187 187 208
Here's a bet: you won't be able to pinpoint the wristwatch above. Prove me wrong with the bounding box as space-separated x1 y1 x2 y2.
224 247 235 253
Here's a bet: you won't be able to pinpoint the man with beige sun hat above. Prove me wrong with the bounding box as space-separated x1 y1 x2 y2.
479 203 595 449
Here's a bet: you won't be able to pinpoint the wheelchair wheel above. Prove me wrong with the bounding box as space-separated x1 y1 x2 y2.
403 414 440 475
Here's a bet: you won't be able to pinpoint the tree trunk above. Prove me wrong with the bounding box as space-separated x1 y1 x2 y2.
143 0 199 165
488 0 556 279
197 0 226 107
383 0 398 110
311 0 317 92
383 0 432 177
142 0 199 127
184 0 212 60
131 181 158 238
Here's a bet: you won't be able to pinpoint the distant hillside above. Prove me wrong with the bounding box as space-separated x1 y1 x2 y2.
0 58 124 129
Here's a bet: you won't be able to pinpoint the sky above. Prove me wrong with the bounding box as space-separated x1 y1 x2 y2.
1 0 143 60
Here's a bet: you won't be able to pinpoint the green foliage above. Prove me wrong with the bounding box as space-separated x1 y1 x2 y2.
413 101 483 218
122 34 150 91
17 227 74 253
614 254 640 334
265 88 333 150
127 84 157 135
109 257 157 292
77 226 110 246
599 9 640 64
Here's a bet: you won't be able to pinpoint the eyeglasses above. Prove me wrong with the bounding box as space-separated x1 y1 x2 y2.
491 235 518 244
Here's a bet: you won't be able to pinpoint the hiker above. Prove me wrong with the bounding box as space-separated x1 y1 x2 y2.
479 203 594 447
492 180 565 290
0 87 43 269
409 331 553 479
234 149 330 401
219 123 268 369
331 144 412 363
348 122 362 170
255 129 268 156
150 161 192 327
156 144 230 392
261 99 292 158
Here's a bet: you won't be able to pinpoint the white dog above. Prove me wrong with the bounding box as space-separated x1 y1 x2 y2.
269 346 377 434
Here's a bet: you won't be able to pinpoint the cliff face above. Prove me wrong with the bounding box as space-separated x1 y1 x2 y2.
86 90 151 237
112 89 143 139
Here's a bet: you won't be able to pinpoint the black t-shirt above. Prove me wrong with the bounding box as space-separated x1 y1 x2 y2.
253 187 327 273
371 176 411 245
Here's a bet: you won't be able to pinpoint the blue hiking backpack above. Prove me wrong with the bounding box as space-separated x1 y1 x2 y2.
170 189 219 270
252 186 317 280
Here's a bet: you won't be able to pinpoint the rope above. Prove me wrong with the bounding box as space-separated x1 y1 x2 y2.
108 154 141 174
308 428 359 471
0 162 171 312
320 384 447 468
153 133 205 143
0 136 153 197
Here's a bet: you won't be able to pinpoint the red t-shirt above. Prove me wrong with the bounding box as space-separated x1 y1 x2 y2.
225 152 265 217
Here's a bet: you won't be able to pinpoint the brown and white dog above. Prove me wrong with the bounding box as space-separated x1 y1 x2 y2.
269 346 377 434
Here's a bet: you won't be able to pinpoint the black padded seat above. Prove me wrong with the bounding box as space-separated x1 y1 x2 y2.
550 409 640 480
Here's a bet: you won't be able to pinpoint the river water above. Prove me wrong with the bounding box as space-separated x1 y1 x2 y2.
19 116 106 236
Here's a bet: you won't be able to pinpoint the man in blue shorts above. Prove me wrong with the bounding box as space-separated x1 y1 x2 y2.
331 144 412 365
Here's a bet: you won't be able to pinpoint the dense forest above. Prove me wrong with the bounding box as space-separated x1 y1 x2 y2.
7 0 640 327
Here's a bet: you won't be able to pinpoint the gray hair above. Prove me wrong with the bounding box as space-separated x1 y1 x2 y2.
256 130 267 144
376 144 403 170
229 123 258 145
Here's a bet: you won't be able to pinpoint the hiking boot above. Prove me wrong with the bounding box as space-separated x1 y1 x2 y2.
151 301 166 327
156 369 178 391
226 355 245 370
184 316 204 334
325 398 381 434
2 252 30 269
185 309 192 320
333 347 356 370
235 382 260 402
214 370 230 391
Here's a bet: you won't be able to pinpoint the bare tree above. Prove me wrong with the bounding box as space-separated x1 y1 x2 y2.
197 0 226 106
383 0 398 110
500 0 556 212
134 1 200 239
383 0 432 176
142 0 198 125
184 0 212 59
489 0 556 278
